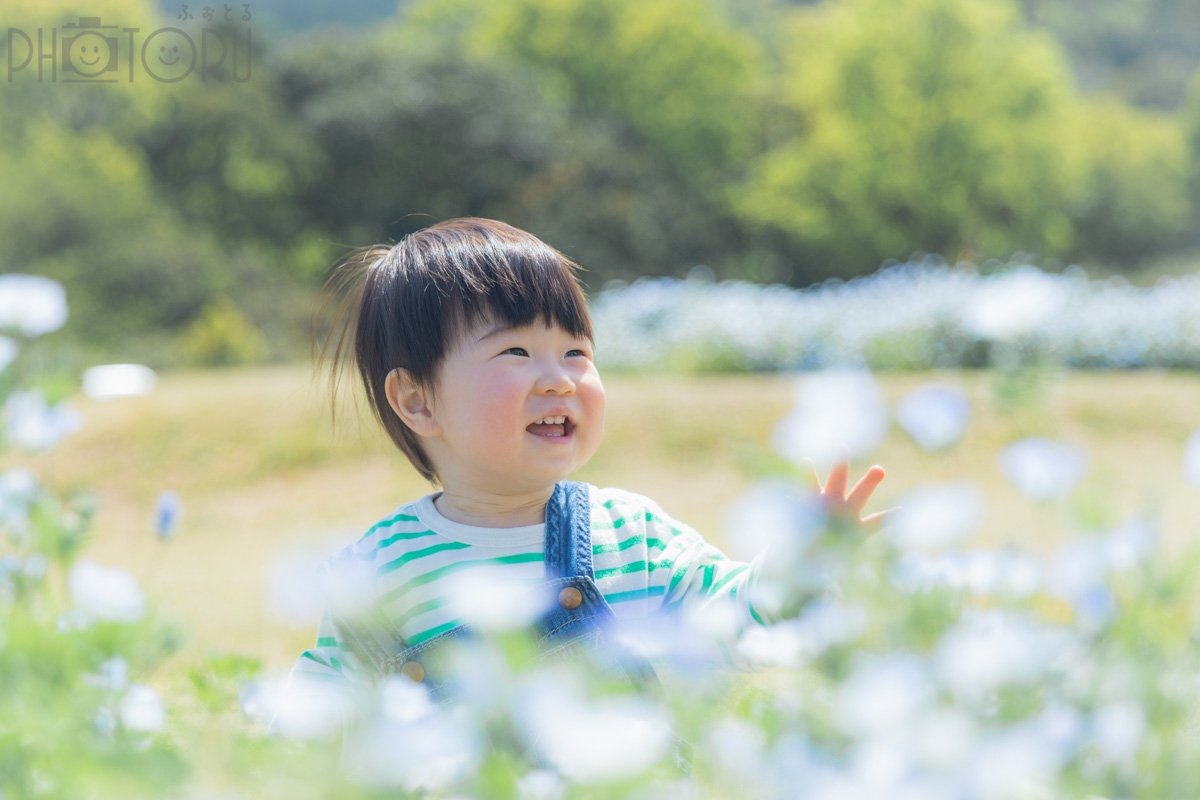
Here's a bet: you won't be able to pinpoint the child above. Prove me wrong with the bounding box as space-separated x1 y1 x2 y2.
291 217 886 694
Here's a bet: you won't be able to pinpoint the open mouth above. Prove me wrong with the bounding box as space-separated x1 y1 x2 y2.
526 415 574 439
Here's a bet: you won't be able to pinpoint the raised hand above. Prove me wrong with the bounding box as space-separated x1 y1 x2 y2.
814 458 889 528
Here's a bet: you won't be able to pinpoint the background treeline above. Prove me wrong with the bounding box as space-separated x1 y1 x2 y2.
4 0 1200 365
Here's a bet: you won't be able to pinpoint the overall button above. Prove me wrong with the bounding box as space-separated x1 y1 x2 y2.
558 586 583 610
399 660 425 683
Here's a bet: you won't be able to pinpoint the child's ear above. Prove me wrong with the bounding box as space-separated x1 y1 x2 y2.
384 368 440 437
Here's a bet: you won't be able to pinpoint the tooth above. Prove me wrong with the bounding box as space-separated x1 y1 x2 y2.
554 416 565 424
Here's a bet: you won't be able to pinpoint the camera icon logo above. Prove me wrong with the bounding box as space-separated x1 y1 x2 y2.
61 17 120 82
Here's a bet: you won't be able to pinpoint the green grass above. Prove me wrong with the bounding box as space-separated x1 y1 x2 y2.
23 365 1200 677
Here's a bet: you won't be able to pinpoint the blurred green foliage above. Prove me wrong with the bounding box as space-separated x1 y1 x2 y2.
4 0 1200 362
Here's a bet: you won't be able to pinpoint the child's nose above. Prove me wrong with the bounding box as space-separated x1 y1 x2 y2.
536 363 576 394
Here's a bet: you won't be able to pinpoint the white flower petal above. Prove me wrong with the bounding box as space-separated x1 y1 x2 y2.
896 384 970 451
773 370 888 467
999 438 1087 501
964 268 1066 341
887 483 982 551
3 389 81 452
82 363 157 400
1184 429 1200 486
0 274 68 337
68 560 146 623
119 684 167 733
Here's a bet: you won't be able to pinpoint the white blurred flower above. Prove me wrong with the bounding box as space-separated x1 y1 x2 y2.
68 560 146 623
912 707 977 771
795 599 868 652
517 670 672 783
0 468 37 534
722 480 823 565
896 384 970 451
887 483 982 551
378 674 435 723
3 389 80 452
1093 702 1146 766
0 336 16 372
0 274 68 337
736 621 808 668
1102 518 1156 572
837 656 934 739
254 673 354 740
614 610 724 671
999 438 1087 502
936 612 1052 696
119 684 167 733
517 769 567 800
445 566 549 632
969 726 1060 800
773 370 888 468
1047 538 1109 614
1034 700 1084 760
1184 430 1200 486
266 544 374 628
82 363 157 400
345 707 480 791
86 657 130 693
439 638 512 712
964 268 1066 341
704 717 766 785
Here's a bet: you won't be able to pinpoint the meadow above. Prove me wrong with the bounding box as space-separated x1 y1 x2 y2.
32 365 1200 676
10 260 1200 795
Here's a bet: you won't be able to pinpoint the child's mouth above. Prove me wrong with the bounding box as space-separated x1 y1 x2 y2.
526 415 573 439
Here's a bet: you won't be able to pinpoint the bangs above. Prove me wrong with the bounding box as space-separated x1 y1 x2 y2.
451 246 594 343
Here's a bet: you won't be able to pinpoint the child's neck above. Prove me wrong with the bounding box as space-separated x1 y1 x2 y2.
433 486 553 528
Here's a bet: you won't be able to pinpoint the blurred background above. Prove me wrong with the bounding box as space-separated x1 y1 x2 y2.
4 0 1200 368
7 0 1200 671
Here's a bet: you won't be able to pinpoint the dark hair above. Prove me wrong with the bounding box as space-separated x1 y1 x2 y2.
320 218 594 483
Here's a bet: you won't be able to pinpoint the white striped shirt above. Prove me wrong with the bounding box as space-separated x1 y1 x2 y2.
291 485 767 682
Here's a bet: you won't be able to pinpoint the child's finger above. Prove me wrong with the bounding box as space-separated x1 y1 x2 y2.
846 465 886 514
860 507 895 529
823 460 849 500
805 459 824 493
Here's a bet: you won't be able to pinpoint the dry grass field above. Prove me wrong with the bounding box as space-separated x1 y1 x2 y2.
24 365 1200 680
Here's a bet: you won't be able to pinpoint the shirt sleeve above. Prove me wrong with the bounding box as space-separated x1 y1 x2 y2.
616 492 774 630
289 610 363 684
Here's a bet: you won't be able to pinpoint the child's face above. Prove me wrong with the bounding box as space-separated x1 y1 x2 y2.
424 317 605 495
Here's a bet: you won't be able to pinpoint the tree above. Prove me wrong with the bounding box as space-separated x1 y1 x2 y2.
735 0 1090 279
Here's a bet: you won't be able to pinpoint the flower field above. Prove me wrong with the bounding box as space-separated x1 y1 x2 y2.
4 269 1200 798
593 259 1200 372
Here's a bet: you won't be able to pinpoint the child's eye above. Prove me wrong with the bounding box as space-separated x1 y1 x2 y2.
566 349 590 358
502 347 529 357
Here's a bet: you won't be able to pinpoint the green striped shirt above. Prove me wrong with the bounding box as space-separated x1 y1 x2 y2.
291 485 765 682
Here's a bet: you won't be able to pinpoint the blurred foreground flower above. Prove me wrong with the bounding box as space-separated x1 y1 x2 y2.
773 370 887 467
0 336 16 372
517 670 673 783
82 363 157 400
120 684 167 733
887 483 983 551
67 560 146 623
0 273 68 337
1184 429 1200 486
445 566 551 633
896 384 970 451
3 389 80 452
999 438 1087 501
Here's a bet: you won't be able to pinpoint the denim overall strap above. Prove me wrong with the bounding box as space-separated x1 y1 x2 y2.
543 480 593 581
